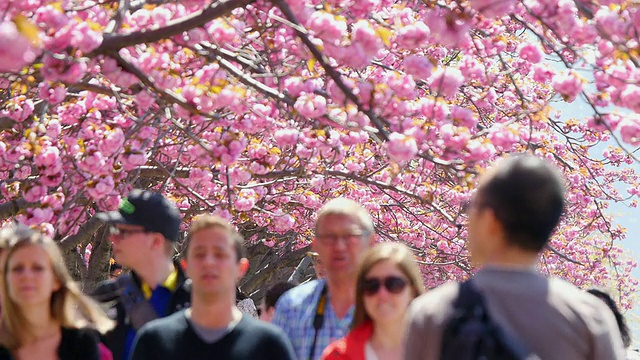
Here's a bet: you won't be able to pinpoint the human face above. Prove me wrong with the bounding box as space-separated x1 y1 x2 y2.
362 260 413 326
258 301 275 322
109 225 153 268
313 214 372 278
186 227 248 298
6 245 60 309
466 192 494 266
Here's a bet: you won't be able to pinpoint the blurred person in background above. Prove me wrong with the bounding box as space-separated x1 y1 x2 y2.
273 198 375 360
259 282 296 322
322 242 425 360
587 288 639 360
92 190 190 360
0 225 113 360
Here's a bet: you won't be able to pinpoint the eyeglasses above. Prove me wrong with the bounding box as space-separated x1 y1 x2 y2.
108 227 149 237
362 276 408 296
316 232 368 246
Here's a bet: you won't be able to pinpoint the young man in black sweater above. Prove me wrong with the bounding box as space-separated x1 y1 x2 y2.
130 215 295 360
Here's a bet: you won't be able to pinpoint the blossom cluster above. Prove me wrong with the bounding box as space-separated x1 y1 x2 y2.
0 0 638 302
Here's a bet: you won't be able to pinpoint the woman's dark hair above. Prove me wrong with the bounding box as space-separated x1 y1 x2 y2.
587 288 631 348
265 282 295 310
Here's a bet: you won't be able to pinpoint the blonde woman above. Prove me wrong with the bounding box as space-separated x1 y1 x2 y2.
322 242 425 360
0 225 113 360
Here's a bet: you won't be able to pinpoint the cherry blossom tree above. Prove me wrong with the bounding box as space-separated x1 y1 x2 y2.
0 0 638 305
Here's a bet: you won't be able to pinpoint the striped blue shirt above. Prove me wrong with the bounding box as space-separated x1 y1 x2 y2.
272 279 354 360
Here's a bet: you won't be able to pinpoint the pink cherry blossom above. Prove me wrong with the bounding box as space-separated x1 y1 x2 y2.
235 189 257 211
0 97 34 122
619 116 640 146
0 21 40 72
552 70 584 102
85 176 115 200
294 94 326 119
306 11 346 44
404 55 433 80
38 83 67 105
469 0 517 18
386 132 418 162
518 43 544 63
429 68 465 99
0 0 637 307
394 21 430 49
23 184 47 202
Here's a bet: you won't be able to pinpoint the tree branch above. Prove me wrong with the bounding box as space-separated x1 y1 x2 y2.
545 243 583 265
58 217 103 250
0 117 15 130
95 0 257 54
272 0 391 141
195 44 295 106
65 81 123 97
105 0 130 34
0 198 32 219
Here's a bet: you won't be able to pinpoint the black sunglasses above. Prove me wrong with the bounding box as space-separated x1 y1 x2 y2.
362 276 408 296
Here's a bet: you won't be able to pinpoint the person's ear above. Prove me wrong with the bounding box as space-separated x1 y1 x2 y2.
485 209 503 236
150 232 165 249
237 258 249 279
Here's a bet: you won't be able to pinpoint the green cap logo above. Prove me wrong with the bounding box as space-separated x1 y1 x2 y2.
119 199 136 215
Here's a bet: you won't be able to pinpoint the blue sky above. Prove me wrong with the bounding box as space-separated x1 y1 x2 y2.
552 97 640 346
612 197 640 346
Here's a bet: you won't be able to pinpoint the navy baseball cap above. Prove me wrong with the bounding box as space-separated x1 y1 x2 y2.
96 190 181 242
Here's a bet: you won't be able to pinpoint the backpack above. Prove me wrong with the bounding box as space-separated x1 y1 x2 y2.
440 280 540 360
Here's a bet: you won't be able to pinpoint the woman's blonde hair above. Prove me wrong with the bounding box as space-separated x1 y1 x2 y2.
351 242 425 329
0 224 114 349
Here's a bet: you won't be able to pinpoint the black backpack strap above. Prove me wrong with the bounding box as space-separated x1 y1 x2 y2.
441 280 537 360
308 283 328 360
455 280 486 314
116 275 160 330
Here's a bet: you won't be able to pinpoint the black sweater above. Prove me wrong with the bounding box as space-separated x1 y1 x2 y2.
130 311 296 360
0 327 100 360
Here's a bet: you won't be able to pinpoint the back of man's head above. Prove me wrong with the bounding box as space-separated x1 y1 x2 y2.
479 155 565 252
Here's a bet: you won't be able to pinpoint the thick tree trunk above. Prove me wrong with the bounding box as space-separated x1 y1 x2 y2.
85 227 113 292
239 241 316 301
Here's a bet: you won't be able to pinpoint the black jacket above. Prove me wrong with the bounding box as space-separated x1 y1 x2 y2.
91 262 191 360
0 327 101 360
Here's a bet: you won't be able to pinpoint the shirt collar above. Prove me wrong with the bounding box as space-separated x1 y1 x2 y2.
141 268 179 299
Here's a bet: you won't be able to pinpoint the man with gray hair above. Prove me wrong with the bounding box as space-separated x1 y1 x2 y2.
272 198 375 360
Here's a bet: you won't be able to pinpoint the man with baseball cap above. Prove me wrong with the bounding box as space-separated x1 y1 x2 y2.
93 189 191 360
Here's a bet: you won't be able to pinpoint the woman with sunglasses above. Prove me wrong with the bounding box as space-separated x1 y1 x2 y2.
321 242 425 360
0 225 114 360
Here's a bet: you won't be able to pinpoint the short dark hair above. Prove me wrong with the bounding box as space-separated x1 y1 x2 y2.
587 288 631 348
186 215 245 261
478 155 565 251
264 282 295 310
